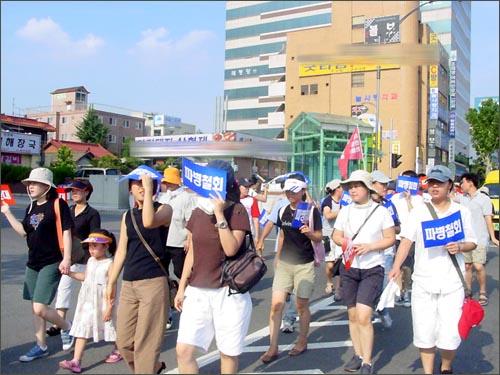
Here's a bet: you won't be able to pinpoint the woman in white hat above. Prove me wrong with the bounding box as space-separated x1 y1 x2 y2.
332 170 396 374
1 167 75 361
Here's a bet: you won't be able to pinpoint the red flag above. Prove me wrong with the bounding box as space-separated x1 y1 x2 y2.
338 127 363 179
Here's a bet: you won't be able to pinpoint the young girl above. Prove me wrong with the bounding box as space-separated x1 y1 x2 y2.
59 229 121 373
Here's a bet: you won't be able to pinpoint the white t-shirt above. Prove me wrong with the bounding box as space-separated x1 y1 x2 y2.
400 200 477 294
391 192 425 240
458 191 493 246
334 200 394 269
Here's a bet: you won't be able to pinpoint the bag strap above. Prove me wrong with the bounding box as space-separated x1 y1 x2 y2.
129 209 169 277
54 198 64 253
424 202 471 297
351 203 380 241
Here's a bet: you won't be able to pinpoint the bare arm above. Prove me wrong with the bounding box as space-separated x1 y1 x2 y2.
141 174 173 228
106 212 128 304
175 232 194 312
484 215 499 246
1 203 27 237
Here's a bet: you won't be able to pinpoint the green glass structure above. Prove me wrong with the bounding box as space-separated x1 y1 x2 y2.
287 112 375 198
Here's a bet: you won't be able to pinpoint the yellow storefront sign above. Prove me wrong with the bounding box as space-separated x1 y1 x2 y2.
299 63 399 77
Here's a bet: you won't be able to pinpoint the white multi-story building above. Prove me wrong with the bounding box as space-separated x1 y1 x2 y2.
224 1 333 139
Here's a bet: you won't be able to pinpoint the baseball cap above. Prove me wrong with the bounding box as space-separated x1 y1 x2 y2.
371 170 392 184
162 167 181 185
237 177 253 188
458 298 485 339
325 179 341 191
426 165 454 183
67 179 94 200
341 170 377 194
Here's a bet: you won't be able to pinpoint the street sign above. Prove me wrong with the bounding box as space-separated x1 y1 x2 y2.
391 141 400 154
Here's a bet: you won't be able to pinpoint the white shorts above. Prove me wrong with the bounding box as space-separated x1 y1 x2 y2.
177 285 252 356
55 263 86 309
411 283 464 350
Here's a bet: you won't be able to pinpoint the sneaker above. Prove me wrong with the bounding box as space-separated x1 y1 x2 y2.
403 290 412 308
371 314 381 324
61 322 74 351
360 363 374 374
19 345 49 362
165 317 173 330
380 310 393 329
59 358 82 373
344 355 362 372
281 320 294 334
395 295 405 306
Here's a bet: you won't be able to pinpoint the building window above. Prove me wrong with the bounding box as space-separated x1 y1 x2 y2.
108 134 116 143
76 92 86 102
310 84 318 95
122 136 127 144
61 117 67 124
301 85 309 95
154 129 161 136
136 122 142 130
47 117 53 124
352 73 365 88
98 115 104 123
123 119 130 128
352 15 365 29
61 134 67 140
109 117 116 126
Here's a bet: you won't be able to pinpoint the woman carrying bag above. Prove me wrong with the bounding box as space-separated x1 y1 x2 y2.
106 166 172 374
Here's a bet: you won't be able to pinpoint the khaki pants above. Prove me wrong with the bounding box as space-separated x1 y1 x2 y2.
116 277 169 374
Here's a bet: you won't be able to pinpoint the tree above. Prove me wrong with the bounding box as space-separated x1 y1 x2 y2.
51 145 76 170
465 98 499 173
75 106 109 147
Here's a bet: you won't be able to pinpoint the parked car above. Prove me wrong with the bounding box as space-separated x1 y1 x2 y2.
75 167 121 179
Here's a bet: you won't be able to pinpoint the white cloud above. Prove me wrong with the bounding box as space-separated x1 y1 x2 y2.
16 17 105 58
129 27 215 67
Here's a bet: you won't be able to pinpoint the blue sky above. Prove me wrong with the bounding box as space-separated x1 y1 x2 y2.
1 1 498 134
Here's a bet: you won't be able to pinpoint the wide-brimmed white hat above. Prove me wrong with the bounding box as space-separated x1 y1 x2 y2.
341 170 377 194
325 179 342 191
22 168 56 188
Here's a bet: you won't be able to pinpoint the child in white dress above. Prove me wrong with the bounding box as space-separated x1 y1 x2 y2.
59 229 121 373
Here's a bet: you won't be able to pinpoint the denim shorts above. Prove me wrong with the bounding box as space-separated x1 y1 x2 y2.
23 262 61 304
341 265 384 309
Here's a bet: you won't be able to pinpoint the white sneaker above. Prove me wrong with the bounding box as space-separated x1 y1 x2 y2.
165 317 173 330
281 320 294 333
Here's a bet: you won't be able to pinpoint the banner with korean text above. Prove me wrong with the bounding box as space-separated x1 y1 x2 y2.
421 210 465 248
182 158 227 199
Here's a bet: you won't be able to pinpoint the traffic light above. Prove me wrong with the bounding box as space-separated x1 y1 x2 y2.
391 154 402 168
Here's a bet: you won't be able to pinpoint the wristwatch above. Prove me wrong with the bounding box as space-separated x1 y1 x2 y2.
214 220 228 229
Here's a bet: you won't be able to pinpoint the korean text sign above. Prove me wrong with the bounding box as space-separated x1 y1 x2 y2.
291 202 312 228
396 175 419 195
182 158 227 199
421 210 465 248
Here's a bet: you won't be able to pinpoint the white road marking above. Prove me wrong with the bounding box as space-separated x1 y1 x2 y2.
165 296 353 374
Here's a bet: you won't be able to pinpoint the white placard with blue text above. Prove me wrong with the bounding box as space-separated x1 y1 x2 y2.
340 191 352 206
182 158 227 199
396 175 419 195
421 210 465 248
292 202 312 228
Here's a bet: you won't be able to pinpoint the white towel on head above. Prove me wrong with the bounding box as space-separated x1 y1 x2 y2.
376 279 400 311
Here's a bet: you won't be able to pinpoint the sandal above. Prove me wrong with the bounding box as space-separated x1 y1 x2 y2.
59 359 82 373
478 292 489 306
46 326 61 336
325 283 334 294
105 349 123 363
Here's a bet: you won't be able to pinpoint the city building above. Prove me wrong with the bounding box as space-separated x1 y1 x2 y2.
1 114 56 168
42 139 115 167
224 1 471 178
224 1 333 138
144 113 196 137
420 0 471 176
25 86 146 156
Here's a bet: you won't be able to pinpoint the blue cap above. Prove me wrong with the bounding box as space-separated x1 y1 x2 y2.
118 165 163 183
426 165 454 182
